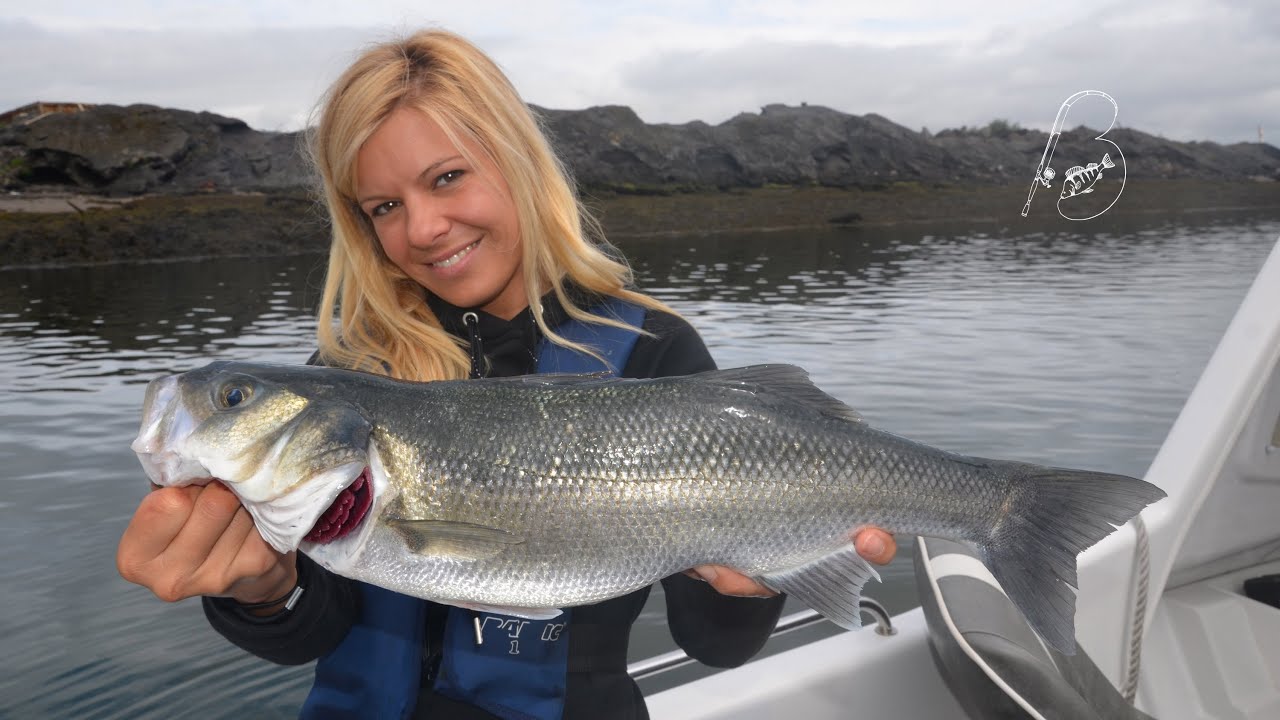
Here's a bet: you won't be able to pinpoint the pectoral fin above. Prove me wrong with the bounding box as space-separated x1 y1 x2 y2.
757 544 881 630
386 519 524 561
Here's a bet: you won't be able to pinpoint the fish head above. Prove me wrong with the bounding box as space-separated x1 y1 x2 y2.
131 361 374 554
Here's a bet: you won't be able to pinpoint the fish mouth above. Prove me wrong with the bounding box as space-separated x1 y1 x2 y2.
303 468 373 544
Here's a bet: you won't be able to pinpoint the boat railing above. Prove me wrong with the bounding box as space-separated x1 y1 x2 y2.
627 597 896 681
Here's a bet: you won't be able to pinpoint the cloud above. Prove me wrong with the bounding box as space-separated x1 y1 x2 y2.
0 20 369 130
616 1 1279 143
2 1 1276 143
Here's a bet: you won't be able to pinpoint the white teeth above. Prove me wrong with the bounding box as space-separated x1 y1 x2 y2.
432 240 478 268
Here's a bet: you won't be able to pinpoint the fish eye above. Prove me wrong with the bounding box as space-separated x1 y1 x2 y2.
217 384 252 409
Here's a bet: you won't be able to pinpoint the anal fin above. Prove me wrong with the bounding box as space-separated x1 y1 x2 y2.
458 602 563 621
757 544 881 630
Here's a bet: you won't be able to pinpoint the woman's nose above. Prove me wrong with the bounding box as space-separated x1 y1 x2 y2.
404 198 450 248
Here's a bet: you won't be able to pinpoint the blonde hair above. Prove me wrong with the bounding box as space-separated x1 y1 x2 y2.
309 29 668 380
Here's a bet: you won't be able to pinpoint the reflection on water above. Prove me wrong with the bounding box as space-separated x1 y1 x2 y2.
1 259 327 384
1 210 1277 717
0 258 332 719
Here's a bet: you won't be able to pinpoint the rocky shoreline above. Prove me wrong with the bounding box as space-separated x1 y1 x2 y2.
2 102 1278 268
3 179 1278 269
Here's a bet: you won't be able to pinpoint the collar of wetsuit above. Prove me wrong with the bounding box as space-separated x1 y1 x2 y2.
425 283 600 378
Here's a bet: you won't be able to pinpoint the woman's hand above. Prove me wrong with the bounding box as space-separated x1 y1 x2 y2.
686 527 897 598
117 481 297 614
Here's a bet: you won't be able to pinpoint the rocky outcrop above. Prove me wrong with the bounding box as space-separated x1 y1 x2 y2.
539 103 1280 189
0 104 310 195
2 102 1278 197
541 104 961 188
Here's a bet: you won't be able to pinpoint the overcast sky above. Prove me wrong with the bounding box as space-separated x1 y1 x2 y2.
2 0 1276 144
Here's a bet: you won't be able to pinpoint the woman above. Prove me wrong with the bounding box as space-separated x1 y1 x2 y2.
117 29 897 720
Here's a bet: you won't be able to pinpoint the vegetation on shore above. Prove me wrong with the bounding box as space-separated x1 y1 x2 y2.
3 180 1278 268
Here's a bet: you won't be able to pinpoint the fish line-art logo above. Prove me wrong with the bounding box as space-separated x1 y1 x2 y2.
1021 90 1127 221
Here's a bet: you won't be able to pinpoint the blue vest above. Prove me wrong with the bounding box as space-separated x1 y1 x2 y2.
301 298 646 720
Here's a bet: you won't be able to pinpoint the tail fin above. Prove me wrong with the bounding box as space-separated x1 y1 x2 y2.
1100 152 1115 169
977 464 1165 654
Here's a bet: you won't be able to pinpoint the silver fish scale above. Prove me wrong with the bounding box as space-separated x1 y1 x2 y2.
355 374 1009 609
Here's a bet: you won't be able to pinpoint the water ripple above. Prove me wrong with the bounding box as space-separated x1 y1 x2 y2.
0 216 1276 717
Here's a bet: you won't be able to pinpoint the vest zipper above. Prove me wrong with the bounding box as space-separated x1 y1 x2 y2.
462 311 485 379
462 310 486 646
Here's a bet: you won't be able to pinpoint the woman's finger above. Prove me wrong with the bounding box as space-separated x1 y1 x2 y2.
690 565 777 598
197 504 260 593
117 485 202 582
855 528 897 566
160 483 244 580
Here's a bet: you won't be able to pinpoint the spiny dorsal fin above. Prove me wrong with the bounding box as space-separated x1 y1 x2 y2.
696 365 864 424
482 372 614 388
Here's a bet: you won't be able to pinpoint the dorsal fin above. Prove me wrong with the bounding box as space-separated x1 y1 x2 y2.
475 364 864 423
696 365 864 423
485 372 614 387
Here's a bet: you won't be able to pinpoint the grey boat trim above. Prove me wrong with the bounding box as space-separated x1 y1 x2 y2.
916 535 1156 720
627 598 895 681
918 536 1050 720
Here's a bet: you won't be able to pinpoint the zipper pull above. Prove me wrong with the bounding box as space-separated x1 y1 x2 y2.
462 312 484 379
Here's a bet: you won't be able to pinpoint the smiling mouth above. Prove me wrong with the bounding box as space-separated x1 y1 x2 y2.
431 239 480 269
304 468 373 544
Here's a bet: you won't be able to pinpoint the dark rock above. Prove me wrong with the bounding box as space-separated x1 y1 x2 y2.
537 103 961 189
2 104 311 195
828 212 863 225
932 124 1280 183
2 103 1278 199
537 105 1280 189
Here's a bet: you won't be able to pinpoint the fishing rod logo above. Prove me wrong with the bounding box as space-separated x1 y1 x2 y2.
1021 90 1127 221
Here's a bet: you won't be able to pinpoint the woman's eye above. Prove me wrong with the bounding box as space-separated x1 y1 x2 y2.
369 201 398 218
434 169 464 188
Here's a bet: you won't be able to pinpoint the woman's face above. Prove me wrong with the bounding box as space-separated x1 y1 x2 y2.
356 107 526 319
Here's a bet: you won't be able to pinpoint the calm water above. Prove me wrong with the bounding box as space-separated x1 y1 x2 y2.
2 211 1278 717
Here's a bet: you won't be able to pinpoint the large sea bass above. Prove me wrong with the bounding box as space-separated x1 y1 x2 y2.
132 361 1165 653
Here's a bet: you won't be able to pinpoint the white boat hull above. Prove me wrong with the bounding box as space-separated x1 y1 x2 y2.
646 608 965 719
